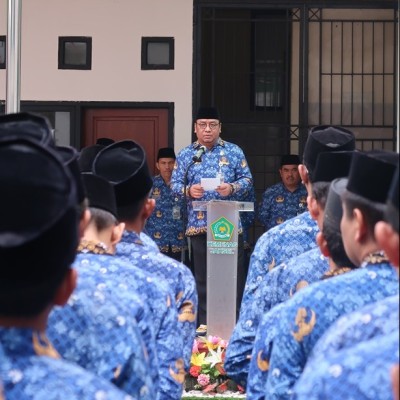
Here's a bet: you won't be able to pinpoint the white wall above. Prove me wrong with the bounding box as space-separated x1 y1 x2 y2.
0 0 194 150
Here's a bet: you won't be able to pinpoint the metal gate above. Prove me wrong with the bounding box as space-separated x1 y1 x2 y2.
194 1 398 243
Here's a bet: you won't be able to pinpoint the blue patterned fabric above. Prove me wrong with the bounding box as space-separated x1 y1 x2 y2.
293 329 399 400
225 247 328 387
117 230 198 367
258 182 308 231
0 328 134 400
241 212 319 315
170 139 253 236
139 232 160 253
306 294 399 360
49 252 184 400
247 261 399 400
146 175 186 253
48 254 156 400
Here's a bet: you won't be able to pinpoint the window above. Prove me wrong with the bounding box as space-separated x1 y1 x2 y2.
58 36 92 70
141 37 174 70
0 36 6 69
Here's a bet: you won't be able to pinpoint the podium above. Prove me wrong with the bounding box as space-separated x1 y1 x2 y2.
192 200 254 339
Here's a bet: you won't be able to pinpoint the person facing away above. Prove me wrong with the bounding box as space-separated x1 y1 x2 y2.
145 147 186 262
225 149 354 388
0 128 133 400
258 154 307 231
240 126 355 332
171 106 253 329
92 139 193 400
247 150 399 400
48 170 157 400
293 162 400 400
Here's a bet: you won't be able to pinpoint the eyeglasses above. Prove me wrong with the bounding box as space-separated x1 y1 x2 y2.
196 122 220 130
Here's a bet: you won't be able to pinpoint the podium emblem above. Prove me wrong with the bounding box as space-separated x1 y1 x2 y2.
210 216 235 241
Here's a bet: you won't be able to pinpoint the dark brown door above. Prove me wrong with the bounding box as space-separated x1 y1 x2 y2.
82 108 169 175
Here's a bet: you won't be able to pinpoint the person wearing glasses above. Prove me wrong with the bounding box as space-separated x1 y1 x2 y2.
171 106 253 333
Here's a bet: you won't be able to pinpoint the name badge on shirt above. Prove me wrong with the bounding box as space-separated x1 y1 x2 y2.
173 206 181 220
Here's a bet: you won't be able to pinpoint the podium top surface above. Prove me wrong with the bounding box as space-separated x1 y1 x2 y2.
192 200 254 212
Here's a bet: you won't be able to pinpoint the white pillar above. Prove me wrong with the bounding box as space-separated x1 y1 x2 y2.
6 0 22 114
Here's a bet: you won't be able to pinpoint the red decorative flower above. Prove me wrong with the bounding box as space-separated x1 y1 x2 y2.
189 365 202 378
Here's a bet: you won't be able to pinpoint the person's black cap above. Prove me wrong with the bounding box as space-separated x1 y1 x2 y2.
195 107 220 121
0 112 55 148
280 154 300 167
303 126 355 180
56 146 86 204
93 140 153 207
0 137 78 316
96 137 115 146
81 173 118 219
345 150 398 204
325 178 347 230
157 147 176 160
384 163 399 233
312 151 354 183
78 144 105 172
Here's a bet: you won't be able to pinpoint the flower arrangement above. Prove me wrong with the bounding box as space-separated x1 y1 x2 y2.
184 335 244 395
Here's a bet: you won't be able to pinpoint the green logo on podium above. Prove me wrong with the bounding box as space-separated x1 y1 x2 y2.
210 216 235 241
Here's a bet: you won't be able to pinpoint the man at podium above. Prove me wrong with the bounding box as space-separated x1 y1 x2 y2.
171 106 253 332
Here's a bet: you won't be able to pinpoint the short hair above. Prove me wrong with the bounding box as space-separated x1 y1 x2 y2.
311 181 331 210
342 191 385 237
89 207 118 232
323 217 356 267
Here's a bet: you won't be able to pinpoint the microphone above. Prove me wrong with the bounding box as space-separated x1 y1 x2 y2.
192 146 206 162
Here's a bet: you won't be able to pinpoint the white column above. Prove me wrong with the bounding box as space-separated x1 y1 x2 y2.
6 0 22 114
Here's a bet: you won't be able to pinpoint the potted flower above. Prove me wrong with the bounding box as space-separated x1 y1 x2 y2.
184 335 244 395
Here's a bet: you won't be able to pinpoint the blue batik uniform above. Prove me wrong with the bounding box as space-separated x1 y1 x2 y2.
117 230 198 367
171 139 253 236
140 231 160 253
293 329 400 400
241 211 319 316
50 251 184 400
306 294 399 360
247 259 399 400
258 182 307 231
225 247 328 387
0 328 134 400
146 175 186 254
48 253 156 400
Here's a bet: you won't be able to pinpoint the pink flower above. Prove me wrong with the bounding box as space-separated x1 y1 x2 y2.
197 373 210 387
208 335 221 345
192 340 199 353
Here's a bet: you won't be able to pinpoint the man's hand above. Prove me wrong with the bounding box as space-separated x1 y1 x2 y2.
216 182 233 197
189 183 204 199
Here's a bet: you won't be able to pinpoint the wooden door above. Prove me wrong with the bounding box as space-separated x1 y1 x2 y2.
82 108 169 175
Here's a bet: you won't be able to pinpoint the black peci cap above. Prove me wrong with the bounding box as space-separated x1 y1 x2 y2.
78 144 105 173
195 107 220 121
303 126 355 181
384 163 399 233
345 151 398 204
93 140 153 207
81 173 118 219
157 147 176 160
312 151 354 183
280 154 301 167
56 146 86 204
0 137 78 316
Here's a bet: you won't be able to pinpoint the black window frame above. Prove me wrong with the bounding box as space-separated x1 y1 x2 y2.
58 36 92 70
0 36 6 69
141 37 174 70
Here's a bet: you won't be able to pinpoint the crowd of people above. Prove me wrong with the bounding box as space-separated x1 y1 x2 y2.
0 109 398 400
